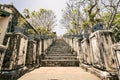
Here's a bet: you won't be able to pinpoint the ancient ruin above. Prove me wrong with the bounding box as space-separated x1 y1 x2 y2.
0 4 120 80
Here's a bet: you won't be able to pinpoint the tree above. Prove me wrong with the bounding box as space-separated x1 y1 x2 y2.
23 8 57 35
101 0 120 29
60 0 81 35
61 0 120 35
61 0 100 34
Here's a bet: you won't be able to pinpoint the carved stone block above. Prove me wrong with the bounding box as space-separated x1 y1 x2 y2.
89 30 116 71
0 45 6 70
81 38 91 65
2 33 28 70
112 43 120 79
25 40 37 67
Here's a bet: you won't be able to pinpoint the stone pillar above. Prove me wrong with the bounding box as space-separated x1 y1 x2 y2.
73 37 80 55
2 33 28 70
89 30 116 71
36 39 42 67
41 39 44 54
81 38 91 65
25 40 37 68
44 39 47 53
112 43 120 80
0 8 12 44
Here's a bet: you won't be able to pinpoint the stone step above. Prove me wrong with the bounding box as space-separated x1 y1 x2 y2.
43 58 77 60
41 39 79 67
47 52 72 54
42 58 78 61
47 54 76 56
50 48 71 51
44 56 77 60
41 60 79 67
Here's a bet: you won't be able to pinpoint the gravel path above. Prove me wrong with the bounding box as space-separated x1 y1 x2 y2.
19 67 101 80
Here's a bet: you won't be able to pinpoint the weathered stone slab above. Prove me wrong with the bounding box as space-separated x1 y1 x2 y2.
112 43 120 79
89 30 116 71
74 37 81 56
0 45 6 70
2 33 28 70
41 39 44 54
25 40 36 67
0 12 11 44
35 39 42 67
81 38 91 65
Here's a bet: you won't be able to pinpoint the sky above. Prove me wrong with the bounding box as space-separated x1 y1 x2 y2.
0 0 68 36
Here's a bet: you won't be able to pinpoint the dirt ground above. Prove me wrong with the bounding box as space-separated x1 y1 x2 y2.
19 67 101 80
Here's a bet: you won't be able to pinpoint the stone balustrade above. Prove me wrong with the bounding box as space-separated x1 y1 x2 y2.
89 30 118 79
64 35 83 58
89 30 116 71
25 37 55 68
0 5 56 80
63 30 119 79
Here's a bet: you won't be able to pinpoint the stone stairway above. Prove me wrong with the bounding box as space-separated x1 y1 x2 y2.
41 39 79 67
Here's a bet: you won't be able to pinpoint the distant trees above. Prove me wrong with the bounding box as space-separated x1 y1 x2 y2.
23 8 57 36
61 0 120 38
61 0 81 35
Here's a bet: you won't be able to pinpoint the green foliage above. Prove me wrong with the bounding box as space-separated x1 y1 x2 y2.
81 21 89 30
36 26 51 35
27 29 35 34
68 28 76 34
17 16 27 27
61 0 81 34
113 26 120 42
23 8 56 32
23 9 30 18
71 20 77 25
112 12 120 42
72 9 77 14
103 12 120 42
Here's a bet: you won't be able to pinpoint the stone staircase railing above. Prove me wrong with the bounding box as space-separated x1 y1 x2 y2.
63 30 120 80
0 5 56 80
